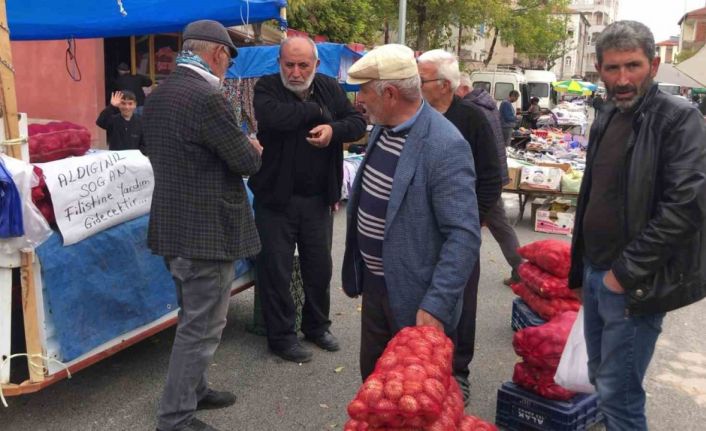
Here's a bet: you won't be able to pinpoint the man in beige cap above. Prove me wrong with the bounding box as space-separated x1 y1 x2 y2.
341 44 482 379
144 19 261 431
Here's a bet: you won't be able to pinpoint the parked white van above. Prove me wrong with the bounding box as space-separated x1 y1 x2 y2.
524 70 558 109
470 66 528 112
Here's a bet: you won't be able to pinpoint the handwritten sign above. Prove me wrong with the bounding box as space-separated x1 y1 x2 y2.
37 150 153 245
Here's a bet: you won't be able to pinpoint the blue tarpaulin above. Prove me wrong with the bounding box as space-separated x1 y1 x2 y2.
226 42 361 86
7 0 286 41
36 214 253 362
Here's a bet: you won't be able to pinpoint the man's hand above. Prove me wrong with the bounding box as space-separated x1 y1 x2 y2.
306 124 333 148
248 136 263 156
602 270 625 294
110 91 123 107
416 309 444 331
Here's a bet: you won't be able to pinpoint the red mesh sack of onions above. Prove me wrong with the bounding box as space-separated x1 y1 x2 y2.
346 326 455 429
512 362 575 401
517 262 576 300
512 311 577 370
517 240 571 278
511 282 579 321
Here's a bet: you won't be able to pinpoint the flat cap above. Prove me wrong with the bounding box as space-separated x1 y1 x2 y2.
346 44 417 85
183 19 237 58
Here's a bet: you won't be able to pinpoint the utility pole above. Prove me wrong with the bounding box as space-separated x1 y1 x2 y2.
399 0 407 45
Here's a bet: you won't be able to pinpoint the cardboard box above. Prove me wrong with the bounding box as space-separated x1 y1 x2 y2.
530 197 549 225
535 204 576 235
504 166 522 190
519 166 563 191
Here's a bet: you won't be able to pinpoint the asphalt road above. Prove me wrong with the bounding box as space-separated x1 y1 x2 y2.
2 197 706 431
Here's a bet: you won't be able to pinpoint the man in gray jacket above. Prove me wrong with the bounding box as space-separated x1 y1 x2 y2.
341 44 481 379
144 20 261 431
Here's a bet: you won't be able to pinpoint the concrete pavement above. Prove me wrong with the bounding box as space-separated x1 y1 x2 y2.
2 197 706 430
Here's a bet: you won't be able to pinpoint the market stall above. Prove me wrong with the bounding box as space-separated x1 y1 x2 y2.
1 0 286 399
503 128 586 234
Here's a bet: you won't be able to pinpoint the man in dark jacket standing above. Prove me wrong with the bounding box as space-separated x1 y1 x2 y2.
113 62 152 115
461 84 524 286
251 37 366 363
417 49 502 405
569 21 706 430
144 20 262 431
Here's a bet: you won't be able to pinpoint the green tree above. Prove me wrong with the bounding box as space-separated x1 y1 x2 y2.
288 0 389 44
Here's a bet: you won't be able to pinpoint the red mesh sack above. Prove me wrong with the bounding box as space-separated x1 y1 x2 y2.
346 326 454 429
512 311 577 370
511 282 579 321
29 121 91 163
518 262 577 299
31 166 55 226
513 362 576 401
424 378 465 431
517 240 571 278
459 415 499 431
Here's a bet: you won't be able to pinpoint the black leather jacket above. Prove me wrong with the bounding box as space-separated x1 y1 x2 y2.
569 84 706 315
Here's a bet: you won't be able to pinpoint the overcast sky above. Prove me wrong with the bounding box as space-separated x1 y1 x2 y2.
617 0 705 42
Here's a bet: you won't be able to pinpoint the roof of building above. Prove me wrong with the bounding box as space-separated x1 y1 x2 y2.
656 39 679 46
679 6 706 25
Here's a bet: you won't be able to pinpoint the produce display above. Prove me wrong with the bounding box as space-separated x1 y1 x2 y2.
345 326 497 430
28 121 91 163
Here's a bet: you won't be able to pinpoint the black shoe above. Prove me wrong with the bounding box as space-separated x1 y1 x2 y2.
156 417 221 431
270 342 313 363
503 268 521 286
196 389 236 411
305 331 340 352
454 374 471 407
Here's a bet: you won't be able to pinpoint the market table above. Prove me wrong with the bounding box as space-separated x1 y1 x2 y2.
503 188 579 224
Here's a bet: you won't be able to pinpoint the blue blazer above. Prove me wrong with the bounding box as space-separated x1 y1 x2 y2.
341 103 481 331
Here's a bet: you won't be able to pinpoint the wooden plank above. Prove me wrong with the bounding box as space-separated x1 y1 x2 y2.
20 251 44 382
0 0 21 160
148 35 155 84
0 268 11 384
130 35 136 74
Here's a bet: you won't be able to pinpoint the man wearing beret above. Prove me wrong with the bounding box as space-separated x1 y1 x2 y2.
144 20 262 431
250 37 366 363
341 44 481 379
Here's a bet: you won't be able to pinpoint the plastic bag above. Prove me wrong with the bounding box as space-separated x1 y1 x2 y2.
560 170 583 194
517 240 571 278
554 307 595 394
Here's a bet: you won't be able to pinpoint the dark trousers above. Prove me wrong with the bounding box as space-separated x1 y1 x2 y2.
157 257 234 431
254 195 333 350
359 267 398 380
451 260 481 379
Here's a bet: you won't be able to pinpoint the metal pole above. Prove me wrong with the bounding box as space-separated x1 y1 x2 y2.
398 0 407 45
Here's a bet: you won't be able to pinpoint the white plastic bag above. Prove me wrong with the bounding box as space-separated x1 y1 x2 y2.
554 306 595 393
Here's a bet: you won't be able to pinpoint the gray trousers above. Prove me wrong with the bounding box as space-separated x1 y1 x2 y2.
157 257 235 431
486 196 522 271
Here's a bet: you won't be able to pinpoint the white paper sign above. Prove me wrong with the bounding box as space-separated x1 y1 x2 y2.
37 150 154 245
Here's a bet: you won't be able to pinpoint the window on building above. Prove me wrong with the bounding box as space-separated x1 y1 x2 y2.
565 56 572 68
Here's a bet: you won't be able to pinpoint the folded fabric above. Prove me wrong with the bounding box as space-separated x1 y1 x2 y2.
0 158 24 238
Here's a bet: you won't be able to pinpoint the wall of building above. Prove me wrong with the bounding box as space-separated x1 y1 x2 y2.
11 39 106 147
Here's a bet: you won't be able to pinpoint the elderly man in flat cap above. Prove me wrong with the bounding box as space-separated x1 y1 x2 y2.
340 44 481 379
143 20 262 431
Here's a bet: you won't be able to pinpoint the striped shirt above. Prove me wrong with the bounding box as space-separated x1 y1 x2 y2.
356 128 408 277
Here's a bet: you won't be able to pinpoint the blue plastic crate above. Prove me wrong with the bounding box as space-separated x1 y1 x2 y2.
495 382 603 431
511 297 547 331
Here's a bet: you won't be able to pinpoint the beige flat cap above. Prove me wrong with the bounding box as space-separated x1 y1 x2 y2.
346 44 418 85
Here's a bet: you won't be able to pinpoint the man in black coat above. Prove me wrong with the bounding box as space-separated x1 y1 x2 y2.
113 62 152 115
96 90 144 153
417 49 502 406
250 37 366 363
144 20 261 431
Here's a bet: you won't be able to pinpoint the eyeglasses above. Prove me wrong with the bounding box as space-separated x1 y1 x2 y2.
219 45 234 68
421 78 445 85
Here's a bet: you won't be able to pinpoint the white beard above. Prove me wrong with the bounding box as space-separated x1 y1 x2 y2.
280 68 316 95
